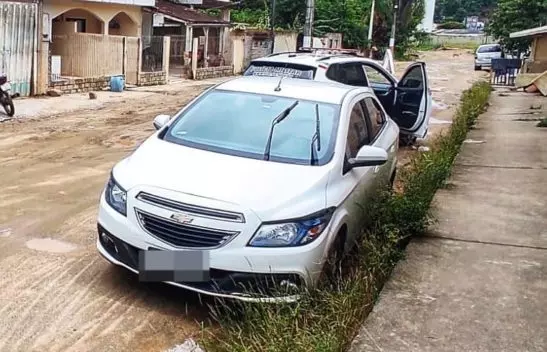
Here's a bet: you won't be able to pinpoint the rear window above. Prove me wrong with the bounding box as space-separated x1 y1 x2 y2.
477 45 501 53
244 61 316 80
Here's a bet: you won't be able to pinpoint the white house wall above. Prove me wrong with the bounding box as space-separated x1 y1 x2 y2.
0 1 38 96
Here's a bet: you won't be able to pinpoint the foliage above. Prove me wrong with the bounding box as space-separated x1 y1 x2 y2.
487 0 547 55
437 21 466 29
537 118 547 128
231 0 426 56
200 82 492 352
434 0 497 22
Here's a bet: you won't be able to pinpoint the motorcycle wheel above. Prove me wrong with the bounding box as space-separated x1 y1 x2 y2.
2 93 14 117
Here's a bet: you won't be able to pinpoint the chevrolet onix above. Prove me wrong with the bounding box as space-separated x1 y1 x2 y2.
97 76 400 301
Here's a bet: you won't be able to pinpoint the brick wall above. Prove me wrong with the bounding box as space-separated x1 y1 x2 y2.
49 76 112 94
138 71 167 86
194 66 234 80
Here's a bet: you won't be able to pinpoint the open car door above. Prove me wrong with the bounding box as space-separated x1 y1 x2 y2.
392 62 431 140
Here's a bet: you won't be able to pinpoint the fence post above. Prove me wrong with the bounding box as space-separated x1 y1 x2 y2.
122 36 128 80
163 36 171 83
137 36 142 86
192 37 198 79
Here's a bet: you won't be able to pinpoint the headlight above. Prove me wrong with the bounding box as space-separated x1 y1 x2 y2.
105 174 127 216
248 208 335 247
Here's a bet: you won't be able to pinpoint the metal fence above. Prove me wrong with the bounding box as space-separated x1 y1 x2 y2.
490 58 524 86
141 36 164 72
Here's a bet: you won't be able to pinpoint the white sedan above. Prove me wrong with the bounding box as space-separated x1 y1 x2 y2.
97 76 399 301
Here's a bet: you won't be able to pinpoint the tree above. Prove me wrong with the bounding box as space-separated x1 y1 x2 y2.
487 0 547 54
435 0 497 22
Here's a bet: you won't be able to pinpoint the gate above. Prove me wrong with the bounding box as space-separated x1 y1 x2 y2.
491 58 523 86
0 2 38 96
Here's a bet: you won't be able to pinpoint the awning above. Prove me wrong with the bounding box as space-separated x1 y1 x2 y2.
510 25 547 39
151 0 230 26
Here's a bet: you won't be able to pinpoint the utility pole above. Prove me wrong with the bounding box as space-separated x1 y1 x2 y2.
303 0 315 49
270 0 276 54
367 0 376 58
389 0 399 56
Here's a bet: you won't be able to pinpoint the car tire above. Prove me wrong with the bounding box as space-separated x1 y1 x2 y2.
474 65 481 71
319 232 345 286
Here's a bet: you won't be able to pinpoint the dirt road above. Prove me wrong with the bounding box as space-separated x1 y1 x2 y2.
0 49 486 352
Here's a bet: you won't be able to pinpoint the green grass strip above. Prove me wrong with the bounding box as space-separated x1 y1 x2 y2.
200 81 492 352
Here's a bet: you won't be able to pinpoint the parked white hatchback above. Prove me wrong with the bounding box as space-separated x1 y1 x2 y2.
97 76 399 301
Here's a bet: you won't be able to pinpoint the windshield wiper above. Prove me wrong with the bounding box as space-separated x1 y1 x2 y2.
263 100 299 161
310 104 321 165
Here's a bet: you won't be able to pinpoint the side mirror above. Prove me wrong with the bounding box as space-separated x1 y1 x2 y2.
348 146 388 169
153 114 171 130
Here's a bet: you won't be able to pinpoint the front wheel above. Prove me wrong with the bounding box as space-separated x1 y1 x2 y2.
2 93 14 117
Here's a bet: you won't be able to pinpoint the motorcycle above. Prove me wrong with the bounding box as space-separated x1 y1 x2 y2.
0 74 15 117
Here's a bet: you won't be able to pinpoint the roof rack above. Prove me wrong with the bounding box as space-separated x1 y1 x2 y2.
267 49 314 57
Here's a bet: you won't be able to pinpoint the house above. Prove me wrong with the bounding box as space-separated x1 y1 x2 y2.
142 0 232 77
510 25 547 74
38 0 157 93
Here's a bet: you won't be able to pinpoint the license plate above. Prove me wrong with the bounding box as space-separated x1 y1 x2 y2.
138 249 210 282
0 83 11 91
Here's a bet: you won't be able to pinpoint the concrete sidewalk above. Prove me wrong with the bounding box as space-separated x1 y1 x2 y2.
350 91 547 352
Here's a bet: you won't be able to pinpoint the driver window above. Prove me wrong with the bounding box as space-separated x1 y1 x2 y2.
400 66 424 89
346 101 369 158
362 65 391 85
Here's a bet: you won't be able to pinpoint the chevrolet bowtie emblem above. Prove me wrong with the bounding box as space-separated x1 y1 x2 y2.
170 213 194 224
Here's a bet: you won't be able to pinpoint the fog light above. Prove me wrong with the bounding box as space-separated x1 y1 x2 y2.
100 232 118 254
280 280 299 292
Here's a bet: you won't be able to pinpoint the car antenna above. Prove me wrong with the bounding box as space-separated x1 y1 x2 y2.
274 76 284 92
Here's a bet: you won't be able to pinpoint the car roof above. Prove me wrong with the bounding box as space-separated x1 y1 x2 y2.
252 52 382 68
215 76 373 105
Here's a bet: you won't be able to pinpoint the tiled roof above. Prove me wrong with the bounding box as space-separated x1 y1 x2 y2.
194 0 235 9
154 0 230 25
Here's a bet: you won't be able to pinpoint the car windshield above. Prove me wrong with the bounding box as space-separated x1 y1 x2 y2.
163 90 340 166
478 45 501 53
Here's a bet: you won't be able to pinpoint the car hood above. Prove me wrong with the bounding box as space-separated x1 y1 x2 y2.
113 136 332 221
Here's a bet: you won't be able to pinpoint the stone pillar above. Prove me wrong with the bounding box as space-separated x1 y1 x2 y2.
203 27 209 68
163 36 171 81
191 37 198 79
185 25 193 65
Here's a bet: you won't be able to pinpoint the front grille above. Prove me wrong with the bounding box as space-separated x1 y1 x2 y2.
137 192 245 223
136 209 238 248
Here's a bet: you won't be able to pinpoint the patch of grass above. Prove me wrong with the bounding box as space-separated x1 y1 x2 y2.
200 82 493 352
537 118 547 127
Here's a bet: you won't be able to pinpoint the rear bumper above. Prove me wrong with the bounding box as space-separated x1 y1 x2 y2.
97 224 303 302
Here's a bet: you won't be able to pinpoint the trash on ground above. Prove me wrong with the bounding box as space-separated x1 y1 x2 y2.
464 139 486 144
430 117 453 125
165 339 205 352
0 228 12 238
515 70 547 96
418 146 431 152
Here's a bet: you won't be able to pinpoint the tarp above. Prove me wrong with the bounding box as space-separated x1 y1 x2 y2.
515 71 547 96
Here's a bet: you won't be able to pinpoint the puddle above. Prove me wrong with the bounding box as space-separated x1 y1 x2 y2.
26 238 77 253
0 228 12 238
430 117 453 125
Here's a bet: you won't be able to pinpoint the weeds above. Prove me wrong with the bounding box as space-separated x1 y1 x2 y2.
201 81 492 352
537 118 547 128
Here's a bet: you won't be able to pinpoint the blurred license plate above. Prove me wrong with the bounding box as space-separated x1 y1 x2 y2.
138 250 210 282
0 83 11 91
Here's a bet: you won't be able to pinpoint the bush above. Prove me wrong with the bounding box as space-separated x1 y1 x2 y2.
537 118 547 127
437 21 466 30
200 82 493 352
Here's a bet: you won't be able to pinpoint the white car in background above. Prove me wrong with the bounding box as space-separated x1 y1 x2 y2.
244 50 432 144
474 43 503 71
97 77 399 301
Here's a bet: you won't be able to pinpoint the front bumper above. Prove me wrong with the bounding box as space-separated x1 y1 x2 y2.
97 225 305 302
97 193 332 302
